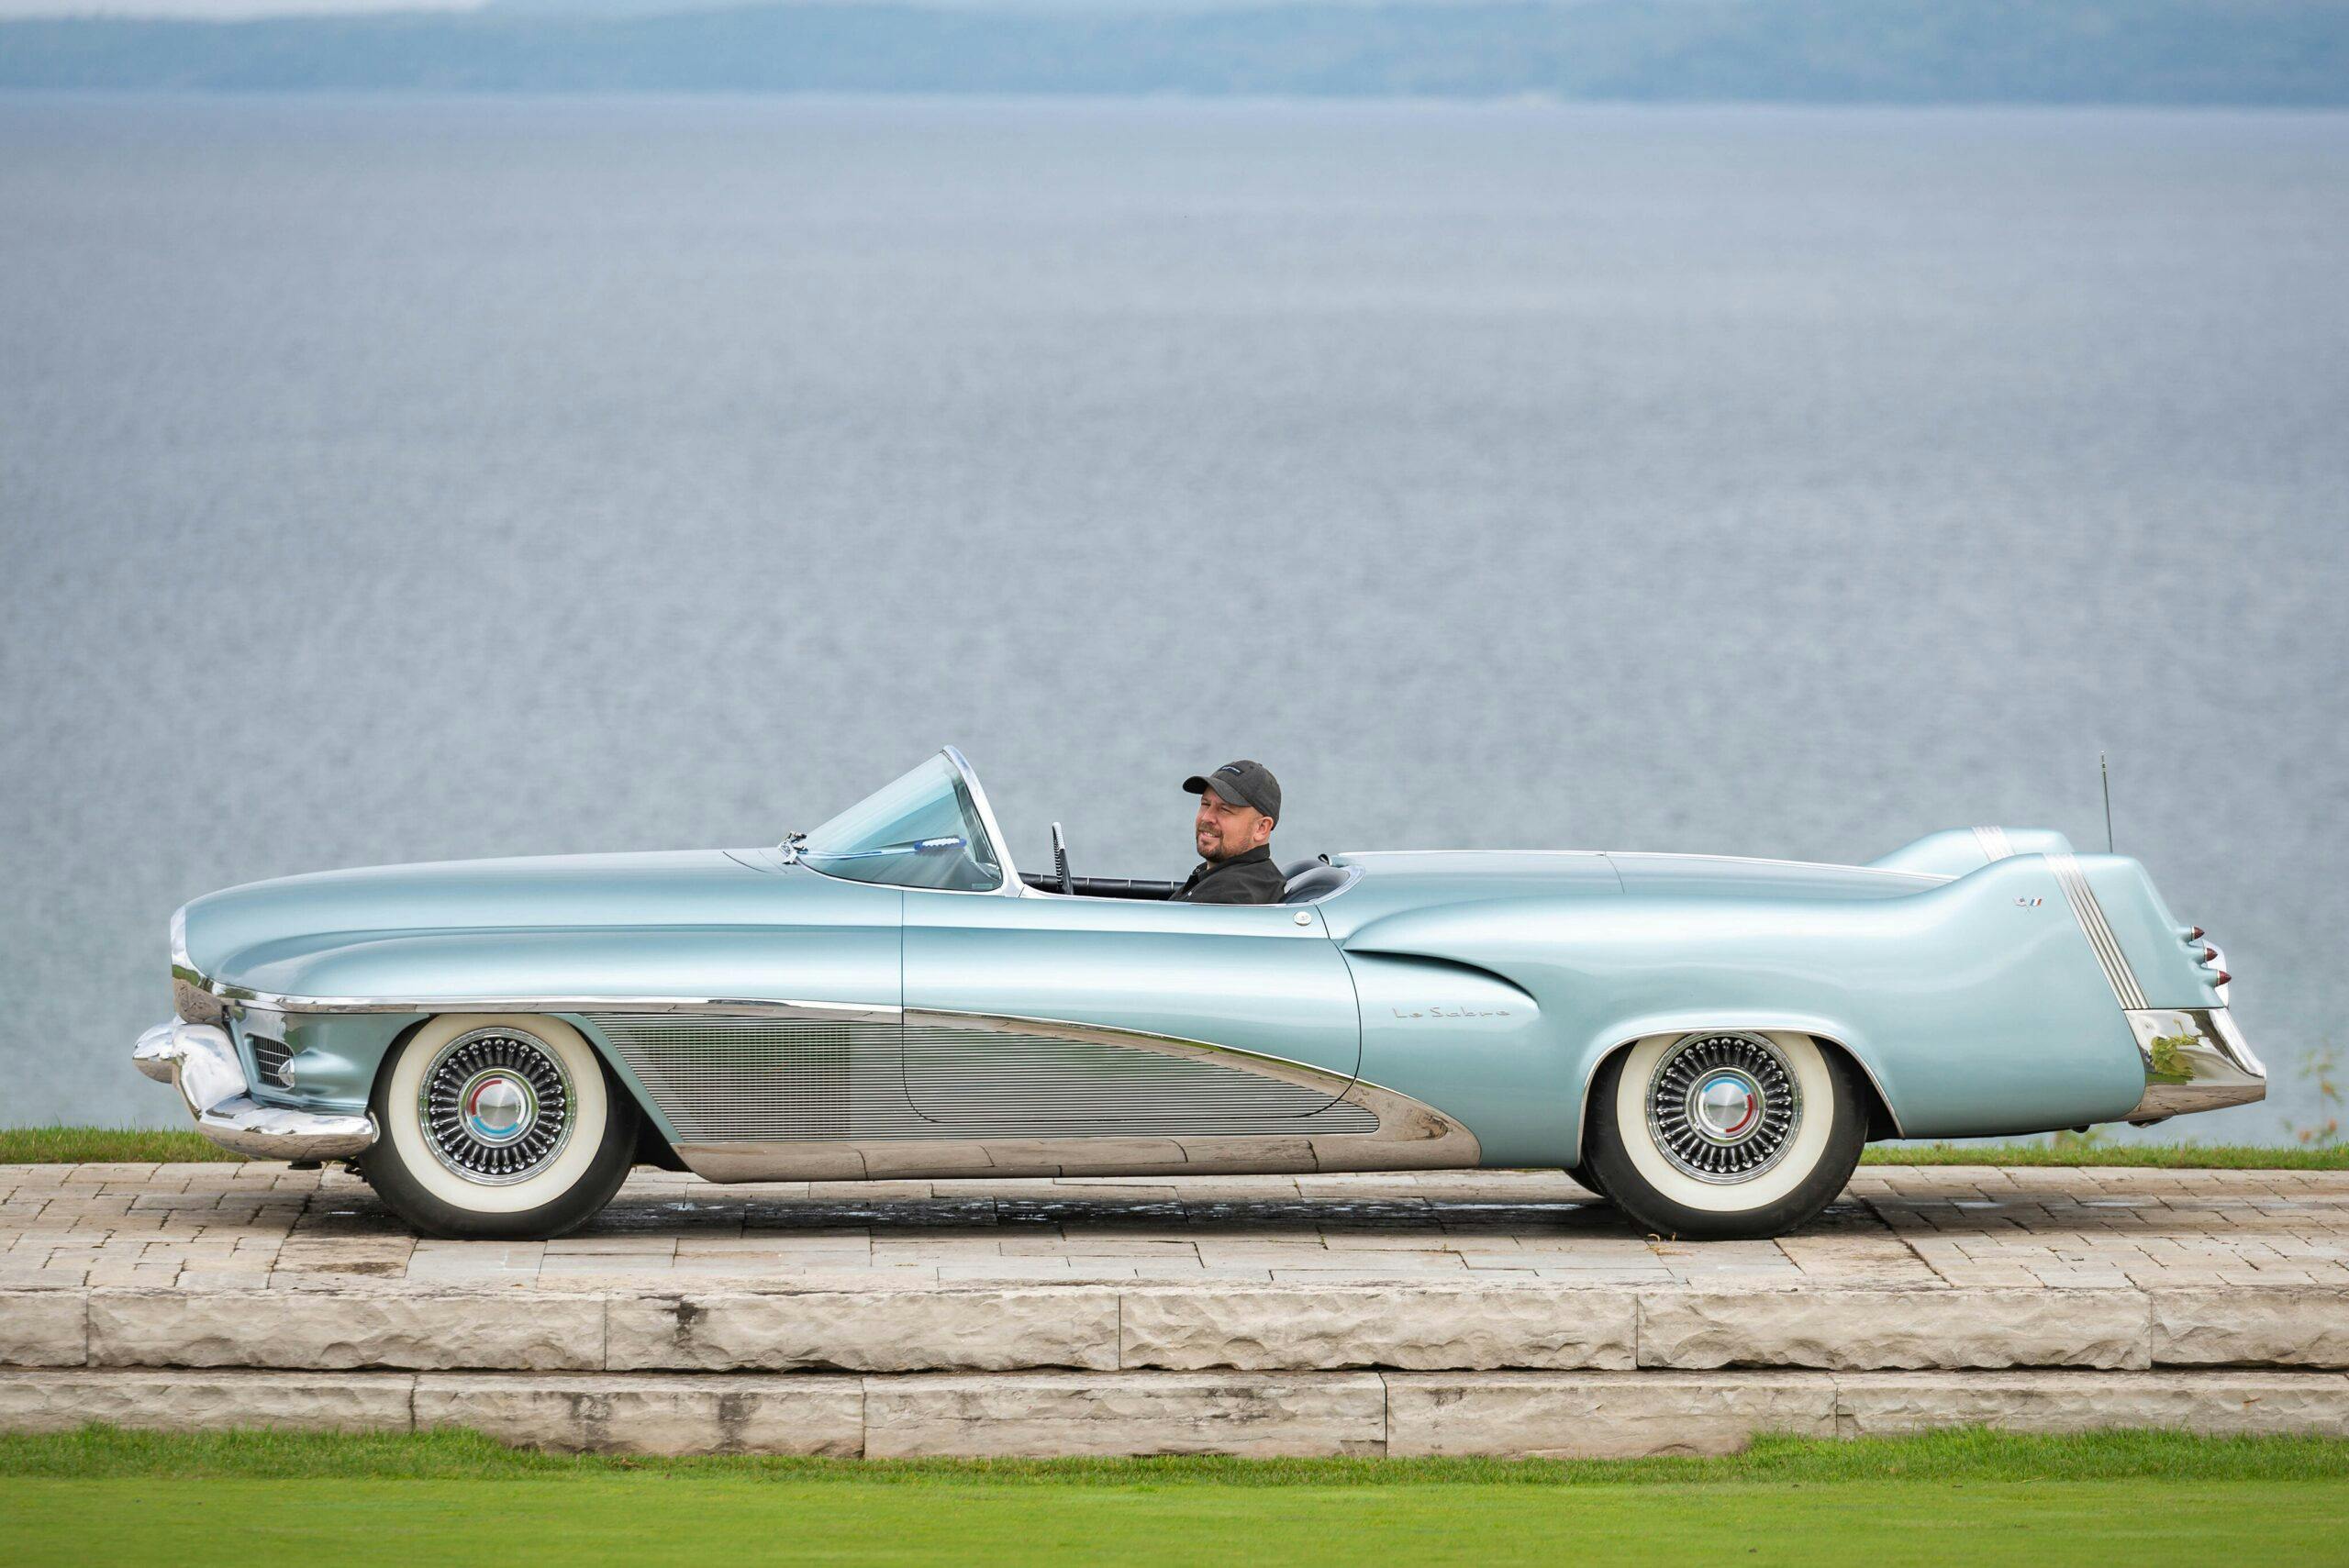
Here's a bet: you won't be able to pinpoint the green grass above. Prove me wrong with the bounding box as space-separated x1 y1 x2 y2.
0 1126 245 1163
8 1125 2346 1170
7 1424 2348 1484
8 1429 2349 1567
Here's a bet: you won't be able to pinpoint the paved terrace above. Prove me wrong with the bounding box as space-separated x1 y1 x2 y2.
6 1162 2348 1455
5 1163 2347 1294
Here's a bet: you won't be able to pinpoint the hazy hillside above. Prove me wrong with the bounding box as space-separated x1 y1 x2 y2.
2 0 2344 102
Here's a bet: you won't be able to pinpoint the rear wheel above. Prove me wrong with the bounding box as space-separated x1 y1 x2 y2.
360 1014 638 1240
1584 1029 1865 1240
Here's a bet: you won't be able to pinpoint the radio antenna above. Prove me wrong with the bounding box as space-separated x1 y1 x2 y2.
2100 752 2114 853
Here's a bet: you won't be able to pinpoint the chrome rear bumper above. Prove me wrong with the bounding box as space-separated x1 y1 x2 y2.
2123 1007 2266 1124
133 1021 378 1161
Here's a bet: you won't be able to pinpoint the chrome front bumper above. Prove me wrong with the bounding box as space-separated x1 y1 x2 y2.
133 1021 378 1161
2123 1007 2266 1124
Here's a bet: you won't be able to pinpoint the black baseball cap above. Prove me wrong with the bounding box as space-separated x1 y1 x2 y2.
1183 760 1281 822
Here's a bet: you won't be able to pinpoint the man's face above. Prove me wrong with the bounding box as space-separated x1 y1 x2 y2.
1194 787 1272 862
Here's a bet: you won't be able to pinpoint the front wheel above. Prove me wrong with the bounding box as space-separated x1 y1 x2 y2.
360 1014 639 1240
1584 1030 1865 1240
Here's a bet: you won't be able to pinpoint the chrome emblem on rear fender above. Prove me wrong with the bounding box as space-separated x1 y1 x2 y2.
1390 1005 1512 1019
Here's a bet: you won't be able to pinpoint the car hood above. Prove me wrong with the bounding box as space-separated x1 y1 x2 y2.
178 849 828 983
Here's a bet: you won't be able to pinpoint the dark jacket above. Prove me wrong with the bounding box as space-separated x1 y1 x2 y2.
1170 844 1286 905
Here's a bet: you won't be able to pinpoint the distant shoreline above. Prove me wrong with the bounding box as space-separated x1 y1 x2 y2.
6 89 2349 116
4 0 2345 106
6 90 2348 122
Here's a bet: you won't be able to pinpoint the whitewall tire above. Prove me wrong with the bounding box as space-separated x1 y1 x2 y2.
1583 1029 1865 1240
360 1014 639 1240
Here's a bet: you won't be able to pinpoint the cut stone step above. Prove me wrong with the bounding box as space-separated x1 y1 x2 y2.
6 1282 2344 1374
5 1368 2346 1458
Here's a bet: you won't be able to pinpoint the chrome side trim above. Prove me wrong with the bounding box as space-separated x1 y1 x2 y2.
906 1009 1372 1129
2124 1007 2266 1122
617 1003 1477 1183
132 1021 379 1161
2046 851 2148 1010
674 1068 1476 1183
176 973 902 1022
1972 825 2014 862
586 1006 1386 1149
910 1007 1359 1103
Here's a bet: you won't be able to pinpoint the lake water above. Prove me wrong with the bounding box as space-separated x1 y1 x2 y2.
3 95 2343 1140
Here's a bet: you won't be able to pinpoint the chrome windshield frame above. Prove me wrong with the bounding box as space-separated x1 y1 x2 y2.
941 744 1021 896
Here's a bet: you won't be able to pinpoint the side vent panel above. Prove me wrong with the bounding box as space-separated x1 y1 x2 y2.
586 1013 891 1143
586 1009 1377 1144
903 1018 1372 1133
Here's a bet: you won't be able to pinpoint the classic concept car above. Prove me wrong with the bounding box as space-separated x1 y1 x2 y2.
136 748 2265 1240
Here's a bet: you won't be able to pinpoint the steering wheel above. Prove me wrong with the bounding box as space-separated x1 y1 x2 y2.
1050 822 1075 895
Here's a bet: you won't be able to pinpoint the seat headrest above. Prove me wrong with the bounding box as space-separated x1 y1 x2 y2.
1280 863 1351 905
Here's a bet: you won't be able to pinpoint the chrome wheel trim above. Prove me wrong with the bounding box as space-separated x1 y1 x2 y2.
1644 1031 1802 1184
417 1026 575 1185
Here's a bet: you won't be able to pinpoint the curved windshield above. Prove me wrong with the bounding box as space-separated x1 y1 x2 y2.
796 752 1003 893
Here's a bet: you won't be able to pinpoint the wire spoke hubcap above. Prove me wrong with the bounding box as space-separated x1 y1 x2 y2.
419 1029 574 1184
1646 1032 1802 1184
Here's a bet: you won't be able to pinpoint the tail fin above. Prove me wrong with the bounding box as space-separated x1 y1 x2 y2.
1871 827 2076 878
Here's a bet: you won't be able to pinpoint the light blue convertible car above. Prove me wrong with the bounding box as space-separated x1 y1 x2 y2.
136 748 2263 1240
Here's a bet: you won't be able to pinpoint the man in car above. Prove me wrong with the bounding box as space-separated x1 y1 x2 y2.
1173 760 1288 905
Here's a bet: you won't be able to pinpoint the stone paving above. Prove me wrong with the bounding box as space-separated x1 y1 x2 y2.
7 1162 2348 1454
4 1162 2346 1294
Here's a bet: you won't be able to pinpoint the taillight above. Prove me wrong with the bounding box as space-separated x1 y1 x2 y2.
2188 929 2230 996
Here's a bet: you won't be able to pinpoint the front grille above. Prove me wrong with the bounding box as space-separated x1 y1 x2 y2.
248 1035 295 1089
